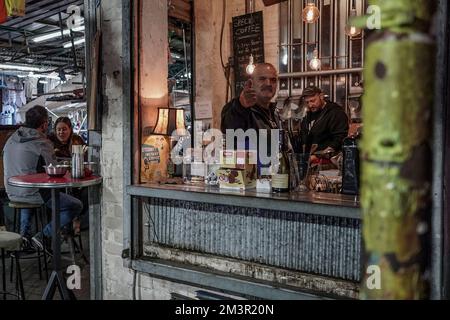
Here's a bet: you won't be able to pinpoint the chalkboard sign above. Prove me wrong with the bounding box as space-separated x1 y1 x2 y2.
232 11 265 96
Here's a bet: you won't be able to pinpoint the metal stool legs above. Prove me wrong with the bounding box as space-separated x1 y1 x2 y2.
76 234 89 265
1 248 25 300
10 207 49 283
39 205 49 281
67 234 89 265
2 249 5 300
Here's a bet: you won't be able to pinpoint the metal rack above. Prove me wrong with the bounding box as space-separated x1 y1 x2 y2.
278 0 366 114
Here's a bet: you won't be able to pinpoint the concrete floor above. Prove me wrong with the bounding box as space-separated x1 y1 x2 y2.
2 231 90 300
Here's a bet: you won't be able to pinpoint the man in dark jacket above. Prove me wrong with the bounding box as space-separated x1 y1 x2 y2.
221 63 280 172
221 63 279 133
300 86 349 158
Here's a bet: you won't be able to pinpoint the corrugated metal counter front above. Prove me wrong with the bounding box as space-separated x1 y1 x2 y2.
127 184 362 299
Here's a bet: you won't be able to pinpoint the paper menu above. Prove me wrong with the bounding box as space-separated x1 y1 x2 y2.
195 101 213 120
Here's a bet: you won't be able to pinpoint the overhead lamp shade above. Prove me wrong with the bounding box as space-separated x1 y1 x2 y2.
152 107 186 136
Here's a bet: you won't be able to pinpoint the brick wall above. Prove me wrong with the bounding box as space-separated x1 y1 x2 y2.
100 0 132 300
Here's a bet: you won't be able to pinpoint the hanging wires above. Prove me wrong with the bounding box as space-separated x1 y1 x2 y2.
219 0 227 71
219 0 232 102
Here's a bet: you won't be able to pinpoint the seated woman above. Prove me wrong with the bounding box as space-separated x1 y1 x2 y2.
48 117 87 234
48 117 85 160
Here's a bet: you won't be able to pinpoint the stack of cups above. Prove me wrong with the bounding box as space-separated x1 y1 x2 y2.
72 145 85 179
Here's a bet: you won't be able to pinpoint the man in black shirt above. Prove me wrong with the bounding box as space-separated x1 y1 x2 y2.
221 63 279 133
300 86 349 161
221 63 280 173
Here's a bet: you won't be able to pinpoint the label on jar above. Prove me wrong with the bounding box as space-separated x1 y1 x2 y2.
272 174 289 189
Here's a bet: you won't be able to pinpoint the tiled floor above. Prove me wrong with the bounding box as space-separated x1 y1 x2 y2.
2 231 90 300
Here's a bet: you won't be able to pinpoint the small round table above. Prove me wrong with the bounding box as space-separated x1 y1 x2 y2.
8 173 102 300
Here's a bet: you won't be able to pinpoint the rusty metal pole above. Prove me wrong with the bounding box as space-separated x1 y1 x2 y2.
360 0 437 299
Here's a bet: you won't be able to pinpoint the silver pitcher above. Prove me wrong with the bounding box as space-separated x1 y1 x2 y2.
71 145 85 179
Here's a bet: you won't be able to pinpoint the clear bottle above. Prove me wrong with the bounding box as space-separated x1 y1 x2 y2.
272 129 290 193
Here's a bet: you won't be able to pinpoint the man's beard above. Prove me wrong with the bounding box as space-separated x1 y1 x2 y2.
310 101 325 113
261 89 274 97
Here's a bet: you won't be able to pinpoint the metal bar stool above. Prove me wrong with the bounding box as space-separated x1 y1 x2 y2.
8 202 49 282
0 231 25 300
63 233 89 266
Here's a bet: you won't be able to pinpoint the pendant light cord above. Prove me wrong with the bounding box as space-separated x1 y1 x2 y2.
220 0 232 102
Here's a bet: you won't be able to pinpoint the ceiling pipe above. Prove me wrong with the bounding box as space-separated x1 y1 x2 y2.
279 68 364 78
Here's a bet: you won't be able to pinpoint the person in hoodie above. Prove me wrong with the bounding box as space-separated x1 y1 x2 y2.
299 86 349 162
2 105 83 249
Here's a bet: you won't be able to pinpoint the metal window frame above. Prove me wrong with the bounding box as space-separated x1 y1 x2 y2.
84 0 103 300
279 0 365 107
433 0 450 301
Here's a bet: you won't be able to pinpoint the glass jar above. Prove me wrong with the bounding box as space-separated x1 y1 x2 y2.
183 155 206 185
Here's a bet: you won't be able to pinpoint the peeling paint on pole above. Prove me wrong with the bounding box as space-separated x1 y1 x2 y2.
360 0 436 299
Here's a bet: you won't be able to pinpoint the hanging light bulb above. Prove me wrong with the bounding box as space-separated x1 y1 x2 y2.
246 54 256 75
345 10 362 37
345 2 362 38
309 49 321 70
302 2 320 24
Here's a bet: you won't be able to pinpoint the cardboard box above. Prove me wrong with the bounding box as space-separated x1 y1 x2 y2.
217 166 256 190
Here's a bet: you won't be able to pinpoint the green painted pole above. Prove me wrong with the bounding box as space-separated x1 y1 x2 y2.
359 0 437 299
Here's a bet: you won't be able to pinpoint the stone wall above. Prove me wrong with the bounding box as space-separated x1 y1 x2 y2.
100 0 132 300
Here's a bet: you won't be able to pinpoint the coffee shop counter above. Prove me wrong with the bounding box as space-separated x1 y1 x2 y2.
126 183 362 299
127 183 360 219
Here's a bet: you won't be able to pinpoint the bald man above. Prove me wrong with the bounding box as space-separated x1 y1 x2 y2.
221 63 279 133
